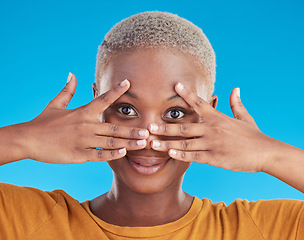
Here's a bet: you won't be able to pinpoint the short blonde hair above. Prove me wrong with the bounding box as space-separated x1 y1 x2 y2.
95 11 216 94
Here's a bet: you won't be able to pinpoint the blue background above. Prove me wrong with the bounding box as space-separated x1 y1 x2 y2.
0 0 303 204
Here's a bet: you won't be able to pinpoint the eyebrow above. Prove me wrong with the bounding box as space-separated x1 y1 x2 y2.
124 91 181 101
124 91 137 98
167 94 181 101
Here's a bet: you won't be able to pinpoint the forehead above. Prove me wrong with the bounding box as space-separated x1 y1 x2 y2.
98 48 209 100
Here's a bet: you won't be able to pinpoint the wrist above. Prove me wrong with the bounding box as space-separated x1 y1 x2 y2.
12 122 33 160
260 137 292 174
0 122 33 165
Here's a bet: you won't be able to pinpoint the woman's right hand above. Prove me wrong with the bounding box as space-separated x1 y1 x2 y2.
21 73 149 164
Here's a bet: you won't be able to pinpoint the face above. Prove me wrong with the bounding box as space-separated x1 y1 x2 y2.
94 48 213 194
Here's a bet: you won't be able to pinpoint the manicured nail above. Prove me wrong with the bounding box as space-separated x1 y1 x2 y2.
119 148 126 154
139 129 149 137
67 72 72 83
169 149 177 156
120 79 129 87
176 83 184 91
149 123 159 132
137 140 146 146
236 87 240 98
152 140 161 148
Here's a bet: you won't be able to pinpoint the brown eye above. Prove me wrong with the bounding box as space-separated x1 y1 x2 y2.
164 109 185 120
117 105 138 116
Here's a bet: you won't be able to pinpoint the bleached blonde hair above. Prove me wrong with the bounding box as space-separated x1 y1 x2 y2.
95 11 216 95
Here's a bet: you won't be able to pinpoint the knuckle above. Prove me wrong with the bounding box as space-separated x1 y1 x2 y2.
165 141 170 149
60 87 68 95
99 93 107 101
130 128 136 137
214 125 225 135
110 150 116 157
192 151 200 160
107 137 115 148
180 151 186 159
161 125 168 133
109 124 119 134
97 149 103 159
113 84 120 92
127 139 133 147
237 101 244 108
181 140 190 150
98 93 109 104
195 97 204 107
180 124 189 135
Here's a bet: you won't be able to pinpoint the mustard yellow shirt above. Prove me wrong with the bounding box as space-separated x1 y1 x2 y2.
0 182 303 239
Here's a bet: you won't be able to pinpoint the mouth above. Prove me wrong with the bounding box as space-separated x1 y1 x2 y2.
126 155 171 175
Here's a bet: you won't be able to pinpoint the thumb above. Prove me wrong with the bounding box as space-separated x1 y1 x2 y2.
47 72 77 109
230 88 255 124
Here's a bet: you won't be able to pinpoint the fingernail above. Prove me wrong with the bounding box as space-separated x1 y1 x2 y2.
119 148 126 155
149 123 159 132
176 83 184 91
137 140 146 146
236 87 240 98
67 72 72 83
169 149 177 156
120 79 129 87
139 129 149 137
152 140 160 148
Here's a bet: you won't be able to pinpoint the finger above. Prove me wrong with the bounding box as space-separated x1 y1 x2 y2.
230 88 255 124
149 123 205 137
151 138 207 152
175 83 217 118
96 123 149 139
168 149 209 163
86 79 130 114
87 148 127 162
88 136 147 150
48 72 77 109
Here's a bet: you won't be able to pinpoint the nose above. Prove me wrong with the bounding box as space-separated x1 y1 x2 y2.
137 114 162 150
145 133 161 150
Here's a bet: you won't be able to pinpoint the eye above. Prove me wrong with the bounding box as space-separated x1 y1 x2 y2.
164 108 186 120
116 104 138 116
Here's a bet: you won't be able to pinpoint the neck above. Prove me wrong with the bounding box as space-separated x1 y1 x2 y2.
90 176 193 227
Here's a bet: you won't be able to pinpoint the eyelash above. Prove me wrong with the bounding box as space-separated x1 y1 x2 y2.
115 104 187 121
164 107 186 120
116 104 138 117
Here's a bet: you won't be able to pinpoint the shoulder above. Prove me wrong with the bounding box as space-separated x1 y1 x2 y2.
201 197 304 212
200 197 304 220
0 182 81 238
0 182 81 213
200 197 304 239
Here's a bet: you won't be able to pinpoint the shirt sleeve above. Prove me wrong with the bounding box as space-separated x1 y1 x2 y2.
241 198 304 240
0 182 59 239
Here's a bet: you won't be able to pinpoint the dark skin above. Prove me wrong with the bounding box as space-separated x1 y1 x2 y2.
90 48 217 226
90 48 304 226
1 47 303 228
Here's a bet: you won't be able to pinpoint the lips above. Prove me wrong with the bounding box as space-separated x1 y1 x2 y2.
126 154 171 175
128 156 165 166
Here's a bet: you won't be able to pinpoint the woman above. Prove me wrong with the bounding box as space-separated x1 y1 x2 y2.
0 11 303 239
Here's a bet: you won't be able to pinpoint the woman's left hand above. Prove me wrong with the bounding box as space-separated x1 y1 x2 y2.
149 83 279 173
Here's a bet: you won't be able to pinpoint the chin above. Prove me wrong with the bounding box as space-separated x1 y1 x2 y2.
108 156 191 195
